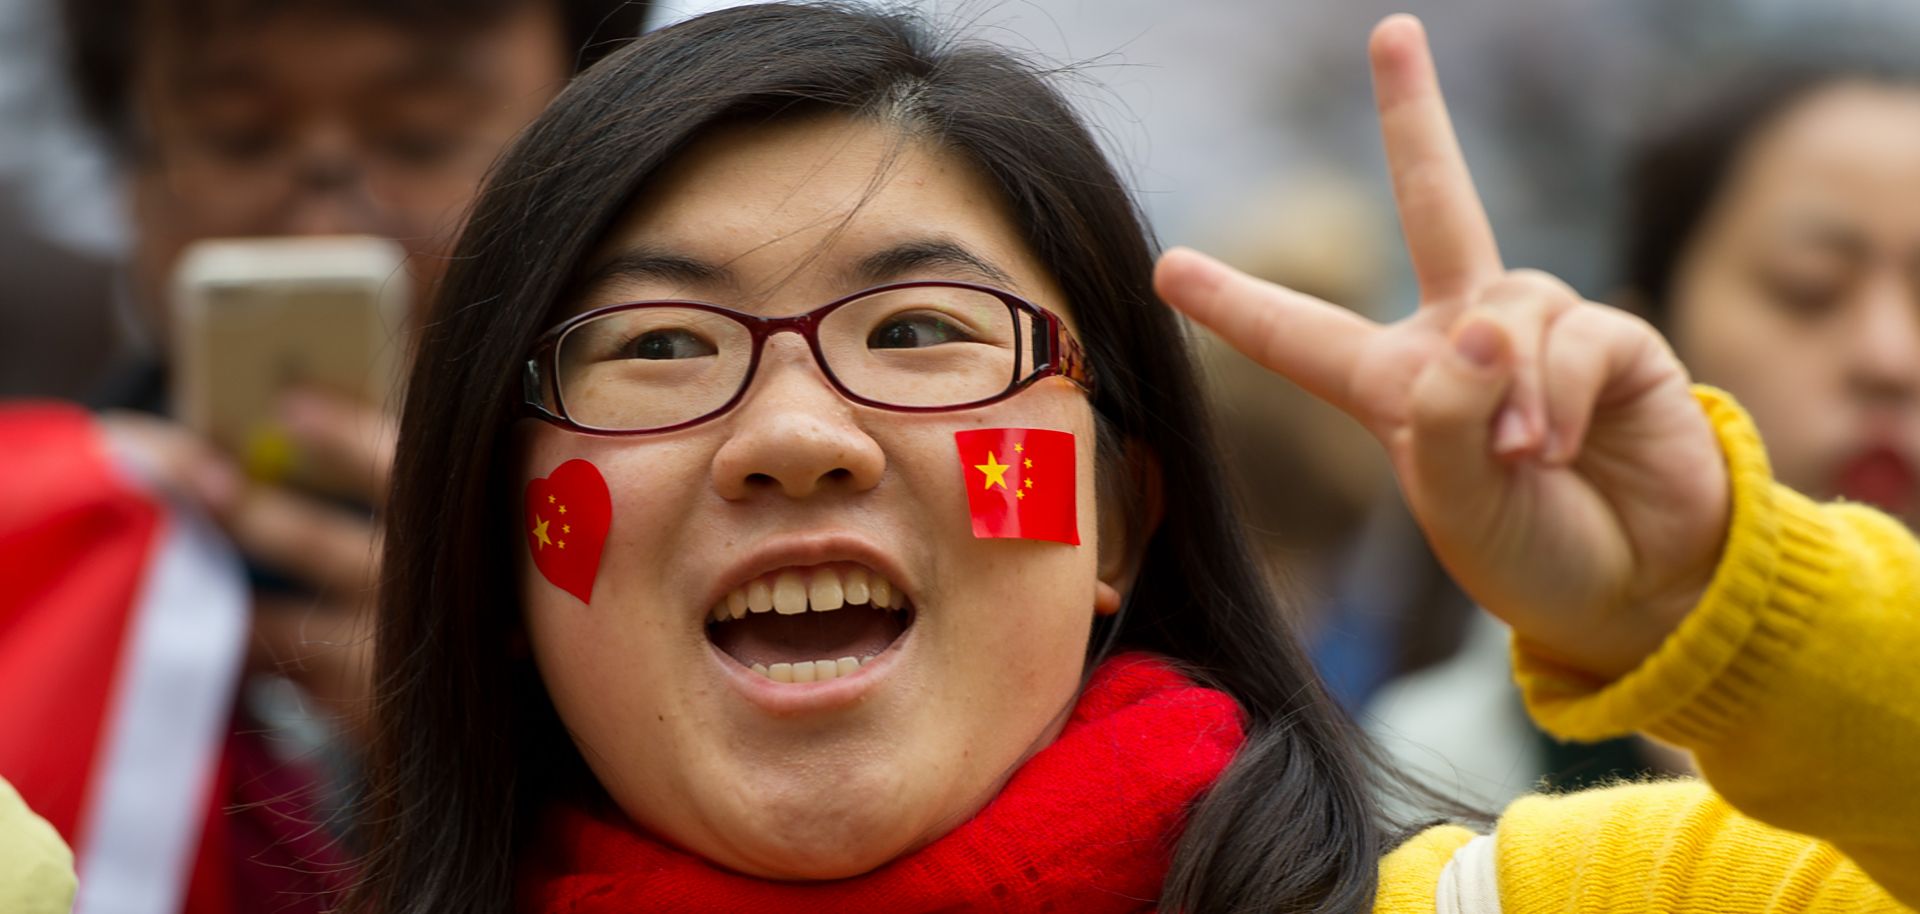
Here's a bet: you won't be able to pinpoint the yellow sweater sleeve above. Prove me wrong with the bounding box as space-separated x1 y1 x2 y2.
0 775 75 914
1377 387 1919 913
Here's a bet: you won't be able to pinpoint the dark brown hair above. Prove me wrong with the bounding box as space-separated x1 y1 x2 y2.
1620 50 1920 328
61 0 652 150
357 5 1427 911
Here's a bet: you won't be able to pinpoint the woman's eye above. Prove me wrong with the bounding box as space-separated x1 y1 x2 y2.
624 329 717 360
1761 272 1844 320
868 313 972 349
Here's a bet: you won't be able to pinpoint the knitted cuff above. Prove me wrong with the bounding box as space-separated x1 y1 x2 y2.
1513 386 1842 745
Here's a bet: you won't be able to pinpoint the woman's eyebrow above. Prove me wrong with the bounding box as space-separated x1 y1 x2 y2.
850 239 1017 287
579 238 1015 296
579 246 731 292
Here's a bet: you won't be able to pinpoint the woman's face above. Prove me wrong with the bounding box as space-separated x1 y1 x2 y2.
518 114 1123 879
1668 83 1920 523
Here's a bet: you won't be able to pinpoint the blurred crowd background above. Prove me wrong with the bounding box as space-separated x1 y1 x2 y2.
12 0 1920 398
2 0 1918 905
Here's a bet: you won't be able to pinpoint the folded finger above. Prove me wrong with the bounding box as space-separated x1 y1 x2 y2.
227 486 383 595
1404 314 1515 510
1540 305 1660 465
1471 271 1579 457
97 411 242 512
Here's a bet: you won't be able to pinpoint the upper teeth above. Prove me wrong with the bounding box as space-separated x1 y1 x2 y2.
710 565 908 623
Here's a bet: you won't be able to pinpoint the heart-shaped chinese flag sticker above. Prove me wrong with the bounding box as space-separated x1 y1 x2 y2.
524 459 612 604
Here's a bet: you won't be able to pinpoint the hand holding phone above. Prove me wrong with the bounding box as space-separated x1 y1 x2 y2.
170 235 408 498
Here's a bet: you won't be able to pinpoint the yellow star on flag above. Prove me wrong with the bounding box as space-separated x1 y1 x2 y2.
559 504 568 514
1014 443 1024 453
1016 489 1026 500
531 516 552 549
1024 458 1032 469
975 451 1011 490
1024 478 1034 488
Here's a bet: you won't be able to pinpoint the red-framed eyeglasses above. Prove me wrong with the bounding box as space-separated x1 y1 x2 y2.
522 280 1095 435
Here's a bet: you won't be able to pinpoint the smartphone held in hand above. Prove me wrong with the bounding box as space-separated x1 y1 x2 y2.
169 236 408 498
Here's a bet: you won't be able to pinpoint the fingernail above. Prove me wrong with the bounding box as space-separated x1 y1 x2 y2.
1453 320 1503 368
1493 408 1530 454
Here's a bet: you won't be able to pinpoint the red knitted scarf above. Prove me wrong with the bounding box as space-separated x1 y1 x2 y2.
517 652 1246 914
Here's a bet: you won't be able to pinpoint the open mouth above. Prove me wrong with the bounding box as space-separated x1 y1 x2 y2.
706 563 915 683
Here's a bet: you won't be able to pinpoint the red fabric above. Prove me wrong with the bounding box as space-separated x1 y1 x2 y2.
186 745 237 914
222 713 352 913
955 427 1080 545
0 404 157 842
0 402 348 914
519 652 1244 913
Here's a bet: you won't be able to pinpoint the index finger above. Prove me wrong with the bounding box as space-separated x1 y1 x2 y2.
1370 14 1503 303
1155 247 1379 417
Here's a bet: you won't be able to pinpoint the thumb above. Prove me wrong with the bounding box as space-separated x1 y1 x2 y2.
1402 316 1518 507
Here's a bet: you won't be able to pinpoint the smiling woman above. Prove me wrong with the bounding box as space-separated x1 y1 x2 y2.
351 4 1920 914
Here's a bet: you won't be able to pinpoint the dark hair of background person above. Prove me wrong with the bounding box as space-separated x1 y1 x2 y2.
60 0 652 150
1619 52 1920 328
351 4 1474 912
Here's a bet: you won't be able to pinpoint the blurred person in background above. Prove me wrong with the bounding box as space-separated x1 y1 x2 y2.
1621 57 1920 530
0 1 646 911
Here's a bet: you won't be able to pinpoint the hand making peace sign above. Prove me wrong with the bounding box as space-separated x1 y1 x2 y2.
1155 15 1732 682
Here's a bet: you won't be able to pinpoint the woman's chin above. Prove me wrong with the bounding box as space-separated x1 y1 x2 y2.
703 814 923 881
653 778 953 881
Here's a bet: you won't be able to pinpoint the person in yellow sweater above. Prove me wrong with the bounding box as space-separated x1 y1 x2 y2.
340 6 1917 913
0 775 75 913
1160 15 1918 911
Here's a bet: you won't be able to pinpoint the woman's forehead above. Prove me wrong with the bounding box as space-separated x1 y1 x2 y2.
573 114 1071 316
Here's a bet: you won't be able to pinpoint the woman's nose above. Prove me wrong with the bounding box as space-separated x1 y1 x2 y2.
710 336 886 500
1844 279 1920 405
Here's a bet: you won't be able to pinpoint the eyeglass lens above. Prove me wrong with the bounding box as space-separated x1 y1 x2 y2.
554 286 1047 431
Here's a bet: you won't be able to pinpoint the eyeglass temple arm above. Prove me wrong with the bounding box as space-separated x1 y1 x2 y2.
1053 321 1095 392
523 356 565 422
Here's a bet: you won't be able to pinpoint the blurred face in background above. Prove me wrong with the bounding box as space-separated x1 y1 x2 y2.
1667 82 1920 525
126 2 572 341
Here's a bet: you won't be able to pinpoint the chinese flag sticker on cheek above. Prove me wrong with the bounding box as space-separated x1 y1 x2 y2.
954 427 1079 545
524 459 613 604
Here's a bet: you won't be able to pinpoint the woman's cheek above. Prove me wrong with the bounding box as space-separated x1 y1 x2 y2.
1678 289 1848 497
517 436 717 743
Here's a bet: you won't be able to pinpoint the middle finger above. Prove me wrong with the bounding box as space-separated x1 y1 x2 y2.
1369 14 1504 304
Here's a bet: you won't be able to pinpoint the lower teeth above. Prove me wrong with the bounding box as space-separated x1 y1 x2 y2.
750 656 871 683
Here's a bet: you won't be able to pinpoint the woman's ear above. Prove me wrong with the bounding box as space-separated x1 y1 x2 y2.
1094 439 1163 616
